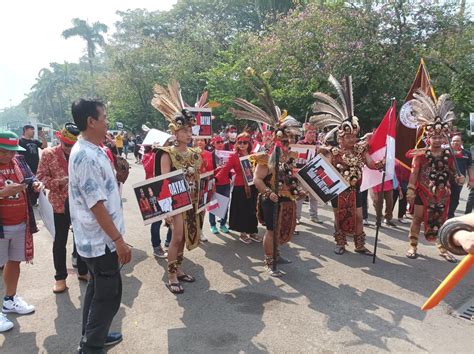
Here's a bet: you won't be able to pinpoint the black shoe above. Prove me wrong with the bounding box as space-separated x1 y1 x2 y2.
105 332 123 346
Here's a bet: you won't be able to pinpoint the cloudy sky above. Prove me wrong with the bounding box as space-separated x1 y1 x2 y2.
0 0 177 109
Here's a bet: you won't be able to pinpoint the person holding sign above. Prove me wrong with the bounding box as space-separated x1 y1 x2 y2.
311 75 384 256
151 80 203 295
295 122 322 224
215 133 260 244
228 68 302 276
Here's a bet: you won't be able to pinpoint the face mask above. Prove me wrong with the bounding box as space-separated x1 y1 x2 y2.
229 132 237 139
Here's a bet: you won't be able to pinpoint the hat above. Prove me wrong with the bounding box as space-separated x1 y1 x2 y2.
23 124 34 130
55 123 80 145
211 136 224 144
0 131 25 151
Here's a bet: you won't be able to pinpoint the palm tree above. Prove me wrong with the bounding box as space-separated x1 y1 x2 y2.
62 18 108 77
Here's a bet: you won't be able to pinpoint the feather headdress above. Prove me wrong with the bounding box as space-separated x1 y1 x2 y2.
411 90 455 137
151 80 196 133
310 75 359 142
228 68 300 140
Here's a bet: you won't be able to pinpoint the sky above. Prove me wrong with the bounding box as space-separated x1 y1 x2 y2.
0 0 177 109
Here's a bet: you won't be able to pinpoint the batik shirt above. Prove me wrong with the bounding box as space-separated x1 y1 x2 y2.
68 139 124 258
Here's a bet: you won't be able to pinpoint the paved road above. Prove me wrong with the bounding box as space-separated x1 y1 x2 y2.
1 159 472 353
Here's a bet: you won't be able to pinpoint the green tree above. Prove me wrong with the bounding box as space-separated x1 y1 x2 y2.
62 18 108 77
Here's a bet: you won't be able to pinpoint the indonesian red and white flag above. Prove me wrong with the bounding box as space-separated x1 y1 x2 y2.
360 101 397 191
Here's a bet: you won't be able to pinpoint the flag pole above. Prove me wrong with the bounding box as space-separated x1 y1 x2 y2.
272 144 281 273
373 98 395 264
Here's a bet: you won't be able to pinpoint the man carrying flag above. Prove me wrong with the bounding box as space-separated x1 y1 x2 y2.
360 100 397 227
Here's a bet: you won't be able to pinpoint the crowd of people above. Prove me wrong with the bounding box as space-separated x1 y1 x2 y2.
0 74 473 353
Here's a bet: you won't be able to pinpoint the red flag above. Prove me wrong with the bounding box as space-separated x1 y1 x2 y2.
361 100 397 191
395 58 437 178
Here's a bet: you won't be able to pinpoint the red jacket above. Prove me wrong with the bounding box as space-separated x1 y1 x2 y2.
201 150 214 173
215 151 246 187
142 151 155 179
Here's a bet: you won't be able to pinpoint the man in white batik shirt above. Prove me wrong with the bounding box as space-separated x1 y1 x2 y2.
69 99 131 353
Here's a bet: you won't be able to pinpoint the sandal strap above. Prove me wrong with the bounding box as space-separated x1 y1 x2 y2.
334 232 347 246
168 260 179 274
354 232 366 249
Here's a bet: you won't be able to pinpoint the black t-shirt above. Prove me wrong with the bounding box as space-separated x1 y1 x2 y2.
18 138 42 174
456 148 472 177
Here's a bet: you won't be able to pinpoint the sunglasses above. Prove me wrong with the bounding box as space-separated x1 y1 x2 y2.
237 141 249 145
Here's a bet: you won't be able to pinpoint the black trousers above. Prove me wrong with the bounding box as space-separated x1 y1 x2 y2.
53 213 87 280
80 248 122 353
466 188 474 214
392 187 408 219
448 184 462 219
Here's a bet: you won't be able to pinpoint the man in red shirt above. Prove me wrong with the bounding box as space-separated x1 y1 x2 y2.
0 131 42 332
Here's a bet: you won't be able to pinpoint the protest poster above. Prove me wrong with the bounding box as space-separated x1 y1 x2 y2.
197 171 215 213
214 149 233 167
38 190 55 238
290 144 317 169
133 170 193 225
240 155 255 186
296 154 349 203
188 108 212 138
142 128 172 146
207 192 230 219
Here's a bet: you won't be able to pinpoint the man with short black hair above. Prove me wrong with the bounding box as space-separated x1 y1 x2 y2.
18 124 47 174
69 99 131 352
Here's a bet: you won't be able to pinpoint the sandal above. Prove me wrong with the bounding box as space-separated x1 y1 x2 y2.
266 267 285 277
249 234 263 243
355 247 373 256
165 282 184 294
334 246 346 255
239 234 252 244
439 252 457 263
406 248 418 259
177 274 195 283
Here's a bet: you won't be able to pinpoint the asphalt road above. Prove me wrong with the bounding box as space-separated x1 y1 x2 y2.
1 158 473 353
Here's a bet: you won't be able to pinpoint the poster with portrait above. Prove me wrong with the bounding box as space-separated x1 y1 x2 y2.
239 156 255 186
188 108 212 138
197 171 215 213
296 154 349 204
214 149 233 168
133 170 193 225
290 144 318 169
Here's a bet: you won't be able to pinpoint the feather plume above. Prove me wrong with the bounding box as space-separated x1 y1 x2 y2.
413 91 437 120
312 102 345 120
232 98 274 125
196 90 208 108
436 94 454 122
151 82 183 122
228 108 274 126
312 92 346 118
344 76 354 117
328 75 348 118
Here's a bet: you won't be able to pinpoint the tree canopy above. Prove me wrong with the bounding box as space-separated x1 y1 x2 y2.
2 0 472 143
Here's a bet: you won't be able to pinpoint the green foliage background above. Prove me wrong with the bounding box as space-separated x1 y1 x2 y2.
1 0 472 143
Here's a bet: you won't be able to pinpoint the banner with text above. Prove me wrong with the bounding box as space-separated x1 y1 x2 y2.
189 108 212 138
133 170 193 225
